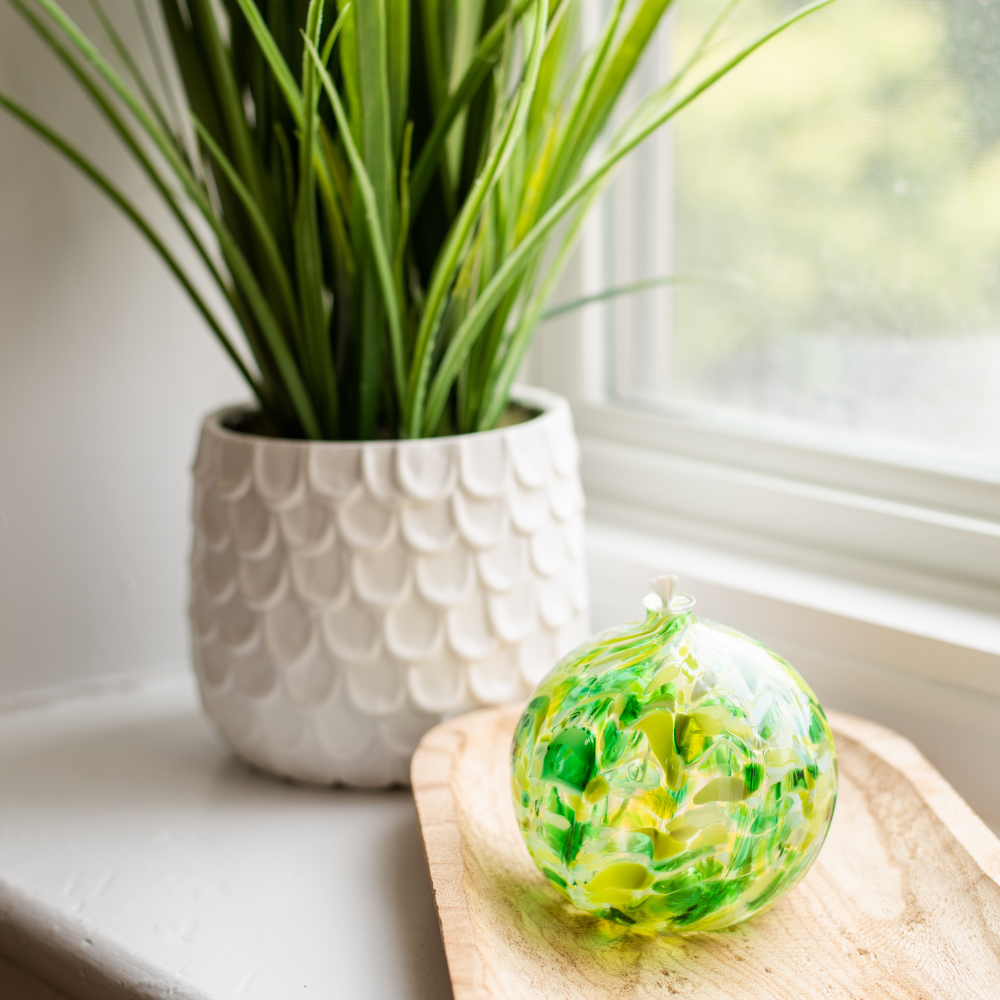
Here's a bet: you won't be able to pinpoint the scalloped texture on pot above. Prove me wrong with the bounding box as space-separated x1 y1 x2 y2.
189 386 589 787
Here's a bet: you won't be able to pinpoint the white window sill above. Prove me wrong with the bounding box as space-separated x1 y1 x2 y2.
0 673 453 1000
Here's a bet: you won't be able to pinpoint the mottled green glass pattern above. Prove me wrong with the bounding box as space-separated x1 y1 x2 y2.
510 602 837 932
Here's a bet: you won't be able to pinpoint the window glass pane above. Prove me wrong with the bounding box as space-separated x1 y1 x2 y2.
616 0 1000 470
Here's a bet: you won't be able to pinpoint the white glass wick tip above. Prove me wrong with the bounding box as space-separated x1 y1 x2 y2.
643 575 696 614
650 575 679 607
642 576 679 611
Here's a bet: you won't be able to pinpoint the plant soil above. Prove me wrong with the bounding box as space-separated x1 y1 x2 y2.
223 401 539 441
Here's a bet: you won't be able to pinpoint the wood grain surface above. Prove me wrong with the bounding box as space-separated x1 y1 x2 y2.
412 705 1000 999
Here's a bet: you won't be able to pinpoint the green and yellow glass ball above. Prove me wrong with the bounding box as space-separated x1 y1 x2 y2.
510 577 837 933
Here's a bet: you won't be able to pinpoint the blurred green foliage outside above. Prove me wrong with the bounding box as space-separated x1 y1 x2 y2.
666 0 1000 462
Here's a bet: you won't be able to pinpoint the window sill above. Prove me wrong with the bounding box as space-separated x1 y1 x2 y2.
0 674 452 1000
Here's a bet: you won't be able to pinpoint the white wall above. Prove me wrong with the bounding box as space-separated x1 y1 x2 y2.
0 2 246 703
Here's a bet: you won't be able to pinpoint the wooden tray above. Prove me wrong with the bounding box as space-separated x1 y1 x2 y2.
412 705 1000 999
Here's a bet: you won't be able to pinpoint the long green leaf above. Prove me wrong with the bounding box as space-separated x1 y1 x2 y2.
192 116 301 338
334 0 362 141
539 271 755 321
533 0 626 216
395 121 414 297
386 0 409 155
355 0 396 247
295 0 338 435
317 125 356 278
525 0 575 146
418 0 449 116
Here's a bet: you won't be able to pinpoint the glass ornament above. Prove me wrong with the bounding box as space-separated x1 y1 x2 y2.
510 576 837 932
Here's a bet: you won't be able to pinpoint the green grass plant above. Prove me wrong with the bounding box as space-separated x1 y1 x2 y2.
1 0 833 440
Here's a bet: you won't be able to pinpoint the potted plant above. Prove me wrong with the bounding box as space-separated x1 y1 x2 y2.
1 0 831 785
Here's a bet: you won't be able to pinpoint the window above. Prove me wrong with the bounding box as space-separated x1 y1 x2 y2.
535 0 1000 615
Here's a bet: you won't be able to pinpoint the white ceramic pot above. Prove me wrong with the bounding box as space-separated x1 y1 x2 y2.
189 385 589 786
